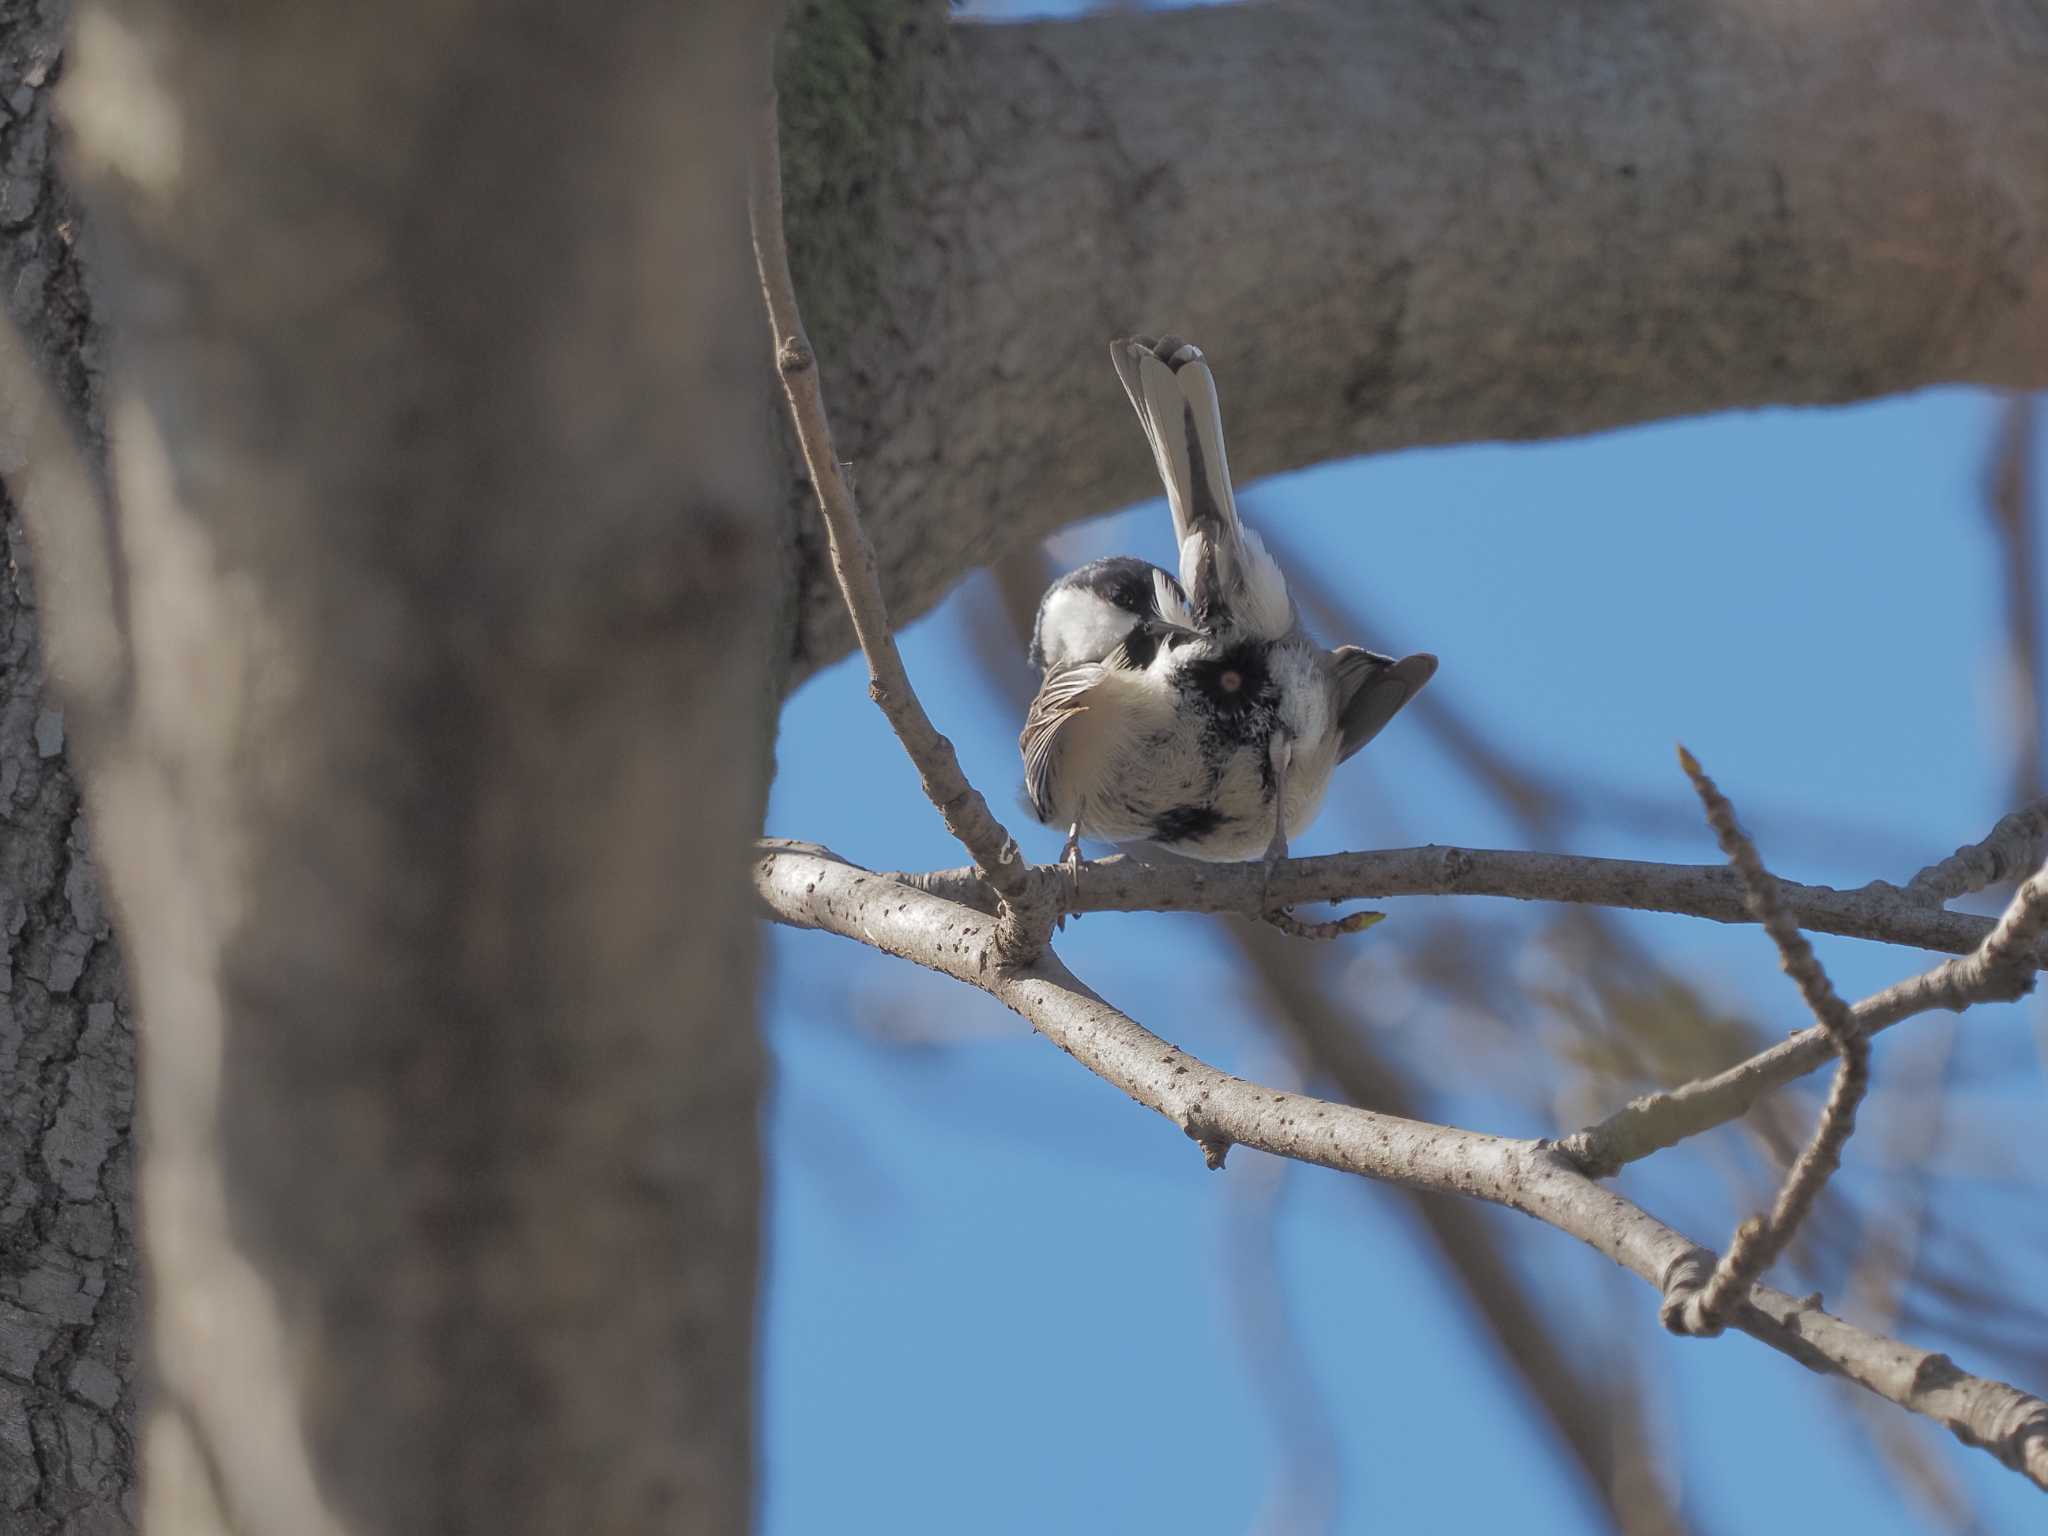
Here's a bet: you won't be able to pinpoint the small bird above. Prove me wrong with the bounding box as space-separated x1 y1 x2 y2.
1020 335 1437 885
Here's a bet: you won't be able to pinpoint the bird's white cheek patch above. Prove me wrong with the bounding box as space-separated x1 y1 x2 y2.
1039 586 1137 670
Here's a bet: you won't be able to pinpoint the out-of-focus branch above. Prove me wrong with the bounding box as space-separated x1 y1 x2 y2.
747 86 1050 959
1838 1023 1980 1532
1217 1047 1342 1536
1243 928 1677 1535
755 840 2048 1490
1985 396 2044 809
886 842 2035 962
1563 855 2048 1177
1665 751 1869 1338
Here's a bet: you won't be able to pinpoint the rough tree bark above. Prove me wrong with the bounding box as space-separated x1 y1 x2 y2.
0 0 136 1527
3 0 2046 1526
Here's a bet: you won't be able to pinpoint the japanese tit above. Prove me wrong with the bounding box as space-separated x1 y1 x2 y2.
1020 335 1437 869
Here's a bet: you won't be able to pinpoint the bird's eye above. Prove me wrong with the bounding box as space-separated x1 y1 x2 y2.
1218 669 1242 693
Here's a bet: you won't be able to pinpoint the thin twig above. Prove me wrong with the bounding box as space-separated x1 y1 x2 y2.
877 841 2034 962
1563 853 2048 1176
1261 907 1386 942
1665 748 1869 1337
753 840 2048 1491
745 87 1051 959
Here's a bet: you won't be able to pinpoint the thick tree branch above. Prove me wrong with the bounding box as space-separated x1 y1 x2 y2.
753 841 2048 1490
792 0 2048 667
749 78 1048 958
882 843 2034 963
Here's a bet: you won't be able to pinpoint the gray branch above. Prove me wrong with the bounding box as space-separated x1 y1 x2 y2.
1906 799 2048 906
754 841 2048 1490
843 801 2048 1181
882 843 2029 961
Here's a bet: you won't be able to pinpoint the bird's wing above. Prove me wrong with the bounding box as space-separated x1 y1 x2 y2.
1020 661 1109 822
1330 648 1439 762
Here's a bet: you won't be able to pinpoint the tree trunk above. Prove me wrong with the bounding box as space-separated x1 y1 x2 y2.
23 0 783 1530
0 0 137 1527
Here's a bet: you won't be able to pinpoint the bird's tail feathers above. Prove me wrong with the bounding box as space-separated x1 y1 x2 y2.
1112 334 1291 638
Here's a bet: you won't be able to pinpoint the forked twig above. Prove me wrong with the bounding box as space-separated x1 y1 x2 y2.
1663 748 1870 1337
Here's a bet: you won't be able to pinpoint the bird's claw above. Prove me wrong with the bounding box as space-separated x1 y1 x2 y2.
1057 825 1085 930
1256 824 1289 918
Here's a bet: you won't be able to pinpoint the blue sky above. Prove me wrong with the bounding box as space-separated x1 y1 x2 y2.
755 6 2044 1529
760 382 2046 1534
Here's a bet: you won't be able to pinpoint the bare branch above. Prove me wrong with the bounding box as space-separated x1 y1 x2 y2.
881 843 2032 963
1905 798 2048 908
746 87 1050 958
1564 856 2048 1176
1730 1289 2048 1490
1664 750 1869 1337
754 841 2048 1489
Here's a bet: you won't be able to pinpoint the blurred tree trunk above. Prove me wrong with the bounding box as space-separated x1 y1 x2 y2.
4 0 2047 1528
14 0 782 1529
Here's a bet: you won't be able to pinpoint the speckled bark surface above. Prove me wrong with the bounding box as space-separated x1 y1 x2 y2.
0 1 136 1529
